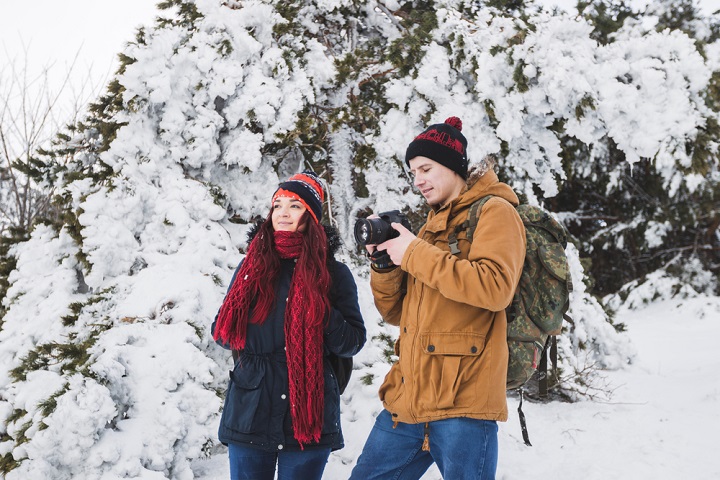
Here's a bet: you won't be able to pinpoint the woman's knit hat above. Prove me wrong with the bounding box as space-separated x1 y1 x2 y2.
272 171 325 223
405 116 468 179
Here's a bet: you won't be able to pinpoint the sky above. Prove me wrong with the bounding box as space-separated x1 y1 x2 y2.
1 1 161 129
1 0 718 129
1 0 160 77
2 0 719 88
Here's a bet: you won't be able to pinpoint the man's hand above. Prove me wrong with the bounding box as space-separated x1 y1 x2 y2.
376 222 416 266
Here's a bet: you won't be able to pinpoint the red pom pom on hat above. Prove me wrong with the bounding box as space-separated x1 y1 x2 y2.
444 116 462 131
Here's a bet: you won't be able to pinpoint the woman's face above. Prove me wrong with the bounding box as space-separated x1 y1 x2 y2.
272 196 308 232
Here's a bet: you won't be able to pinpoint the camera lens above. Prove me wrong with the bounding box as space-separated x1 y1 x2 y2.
354 220 372 245
354 218 387 245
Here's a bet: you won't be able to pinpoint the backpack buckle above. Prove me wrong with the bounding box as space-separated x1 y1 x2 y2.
449 240 460 255
448 232 461 255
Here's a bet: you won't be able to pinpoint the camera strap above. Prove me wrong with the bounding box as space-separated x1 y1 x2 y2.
369 249 394 269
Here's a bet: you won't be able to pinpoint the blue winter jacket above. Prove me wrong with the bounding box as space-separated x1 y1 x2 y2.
211 230 366 452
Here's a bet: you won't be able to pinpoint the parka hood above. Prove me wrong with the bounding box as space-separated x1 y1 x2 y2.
425 170 519 234
455 170 519 212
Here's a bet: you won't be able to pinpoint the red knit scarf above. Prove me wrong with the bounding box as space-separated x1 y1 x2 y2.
214 230 328 446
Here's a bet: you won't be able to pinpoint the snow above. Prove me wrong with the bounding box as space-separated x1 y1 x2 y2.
1 0 718 478
190 295 720 479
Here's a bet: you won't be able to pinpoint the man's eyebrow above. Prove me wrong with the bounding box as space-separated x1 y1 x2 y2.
411 162 431 172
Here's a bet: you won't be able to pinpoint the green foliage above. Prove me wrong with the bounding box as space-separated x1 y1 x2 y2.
9 339 96 382
552 131 720 296
546 2 720 298
578 0 639 44
653 0 720 41
484 0 527 12
1 388 67 474
0 227 28 323
372 331 397 364
574 94 597 119
156 0 202 29
0 451 21 475
512 59 530 92
273 2 301 38
360 373 375 385
204 182 227 208
218 38 233 56
6 409 27 424
10 292 112 384
37 386 68 418
387 1 438 76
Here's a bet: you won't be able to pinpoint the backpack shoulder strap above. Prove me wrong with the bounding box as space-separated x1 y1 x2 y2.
448 195 494 255
466 195 494 240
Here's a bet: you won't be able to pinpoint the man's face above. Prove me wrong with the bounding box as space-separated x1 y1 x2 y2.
408 156 464 208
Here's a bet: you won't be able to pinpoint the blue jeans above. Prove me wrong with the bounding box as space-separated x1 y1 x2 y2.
350 410 498 480
228 443 331 480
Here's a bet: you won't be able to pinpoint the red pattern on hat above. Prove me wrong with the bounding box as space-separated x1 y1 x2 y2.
414 129 464 154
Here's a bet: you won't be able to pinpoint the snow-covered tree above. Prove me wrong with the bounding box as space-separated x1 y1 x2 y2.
554 0 720 298
0 48 98 321
1 0 717 477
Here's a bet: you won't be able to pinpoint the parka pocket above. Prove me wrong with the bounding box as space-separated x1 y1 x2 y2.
222 363 266 433
419 332 485 410
379 363 405 410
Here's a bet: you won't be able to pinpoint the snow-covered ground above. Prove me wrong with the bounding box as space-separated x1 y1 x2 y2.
192 296 720 479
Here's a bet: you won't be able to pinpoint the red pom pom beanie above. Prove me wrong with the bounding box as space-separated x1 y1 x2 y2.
405 116 469 179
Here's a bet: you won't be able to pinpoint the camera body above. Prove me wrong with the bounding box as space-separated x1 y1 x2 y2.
354 210 411 246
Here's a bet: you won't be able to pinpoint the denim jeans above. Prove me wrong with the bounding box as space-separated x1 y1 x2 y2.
228 443 331 480
349 409 498 480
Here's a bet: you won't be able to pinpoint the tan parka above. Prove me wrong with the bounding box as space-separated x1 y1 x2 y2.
371 170 526 424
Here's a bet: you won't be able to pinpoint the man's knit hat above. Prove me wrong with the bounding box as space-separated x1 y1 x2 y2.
272 171 325 223
405 116 468 179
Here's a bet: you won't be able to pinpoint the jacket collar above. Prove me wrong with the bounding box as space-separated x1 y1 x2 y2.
423 170 504 233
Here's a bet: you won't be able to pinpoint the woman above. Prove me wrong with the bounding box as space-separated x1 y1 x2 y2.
212 171 366 480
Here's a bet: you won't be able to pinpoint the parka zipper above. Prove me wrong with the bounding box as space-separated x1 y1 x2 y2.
408 278 424 422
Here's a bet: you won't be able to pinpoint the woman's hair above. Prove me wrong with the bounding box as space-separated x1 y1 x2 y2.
295 211 332 318
246 210 331 323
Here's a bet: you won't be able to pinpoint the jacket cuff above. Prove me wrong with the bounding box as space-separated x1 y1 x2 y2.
401 238 423 271
371 264 398 273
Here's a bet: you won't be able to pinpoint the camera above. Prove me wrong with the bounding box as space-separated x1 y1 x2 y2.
354 210 411 246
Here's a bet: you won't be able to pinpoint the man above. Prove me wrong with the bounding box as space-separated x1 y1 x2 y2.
350 117 526 480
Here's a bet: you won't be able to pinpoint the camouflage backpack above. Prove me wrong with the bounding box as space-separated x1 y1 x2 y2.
450 196 573 444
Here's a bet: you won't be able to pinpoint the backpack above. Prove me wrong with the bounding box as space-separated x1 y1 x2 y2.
450 195 573 445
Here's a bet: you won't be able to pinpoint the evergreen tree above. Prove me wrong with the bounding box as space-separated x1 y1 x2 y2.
1 0 717 476
557 0 720 299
